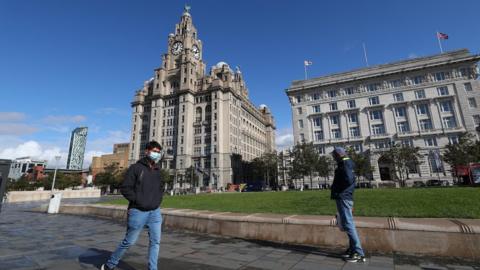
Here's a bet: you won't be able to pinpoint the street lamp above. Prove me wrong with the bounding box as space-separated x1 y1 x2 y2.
51 155 61 192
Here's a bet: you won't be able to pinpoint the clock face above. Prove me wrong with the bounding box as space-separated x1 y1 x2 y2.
171 42 183 55
192 45 200 59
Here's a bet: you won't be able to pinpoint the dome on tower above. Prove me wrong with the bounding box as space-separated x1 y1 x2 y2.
215 61 229 68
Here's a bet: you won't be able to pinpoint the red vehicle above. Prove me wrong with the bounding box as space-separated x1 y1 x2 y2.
455 163 480 185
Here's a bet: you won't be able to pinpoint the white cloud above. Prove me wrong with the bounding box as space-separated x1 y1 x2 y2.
0 112 26 122
0 123 38 135
276 128 294 151
408 53 418 59
0 140 68 168
42 115 87 124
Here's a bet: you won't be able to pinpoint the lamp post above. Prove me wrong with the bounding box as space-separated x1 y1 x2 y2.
51 155 61 192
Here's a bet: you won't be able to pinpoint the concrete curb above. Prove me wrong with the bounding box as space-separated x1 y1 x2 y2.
56 204 480 260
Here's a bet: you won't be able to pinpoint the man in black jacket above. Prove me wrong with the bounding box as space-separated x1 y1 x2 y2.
331 147 365 263
102 141 165 270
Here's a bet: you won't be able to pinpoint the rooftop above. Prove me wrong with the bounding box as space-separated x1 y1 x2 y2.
288 49 480 92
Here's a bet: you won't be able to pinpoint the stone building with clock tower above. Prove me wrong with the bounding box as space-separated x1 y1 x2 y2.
129 7 276 189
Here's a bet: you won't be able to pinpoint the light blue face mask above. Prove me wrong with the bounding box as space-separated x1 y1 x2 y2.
148 151 162 163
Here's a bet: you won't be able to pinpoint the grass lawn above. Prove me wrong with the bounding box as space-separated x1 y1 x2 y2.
100 187 480 219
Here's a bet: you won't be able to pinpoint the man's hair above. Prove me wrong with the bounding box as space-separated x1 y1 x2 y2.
145 141 162 150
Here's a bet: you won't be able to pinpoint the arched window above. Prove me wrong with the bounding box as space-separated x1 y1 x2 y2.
195 107 202 123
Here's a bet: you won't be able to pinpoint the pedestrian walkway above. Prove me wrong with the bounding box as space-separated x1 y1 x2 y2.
0 200 478 270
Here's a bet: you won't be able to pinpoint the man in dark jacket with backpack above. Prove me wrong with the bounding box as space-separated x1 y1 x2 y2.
331 147 365 263
102 141 165 270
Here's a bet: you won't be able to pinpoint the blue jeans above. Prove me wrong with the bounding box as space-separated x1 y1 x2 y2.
106 208 162 270
336 199 364 256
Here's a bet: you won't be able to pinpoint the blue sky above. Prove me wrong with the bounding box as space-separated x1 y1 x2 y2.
1 0 480 168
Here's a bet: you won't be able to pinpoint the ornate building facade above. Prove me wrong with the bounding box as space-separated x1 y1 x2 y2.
129 8 275 188
287 49 480 184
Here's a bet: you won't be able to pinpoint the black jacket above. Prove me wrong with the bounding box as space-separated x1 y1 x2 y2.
120 157 164 211
331 157 356 201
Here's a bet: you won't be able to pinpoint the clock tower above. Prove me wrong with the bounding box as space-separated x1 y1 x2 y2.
154 6 206 96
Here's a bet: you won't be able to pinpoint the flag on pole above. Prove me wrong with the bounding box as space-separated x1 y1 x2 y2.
304 60 313 66
437 32 449 40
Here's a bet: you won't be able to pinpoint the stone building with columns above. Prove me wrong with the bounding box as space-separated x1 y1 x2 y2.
287 49 480 184
129 7 275 188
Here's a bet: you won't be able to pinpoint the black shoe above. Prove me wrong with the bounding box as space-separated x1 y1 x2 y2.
341 248 352 258
101 264 114 270
345 253 366 263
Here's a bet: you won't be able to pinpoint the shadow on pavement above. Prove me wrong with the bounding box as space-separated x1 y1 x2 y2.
78 248 137 270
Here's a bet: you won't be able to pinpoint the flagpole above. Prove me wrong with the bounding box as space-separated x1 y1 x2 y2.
304 63 308 80
436 31 444 54
362 42 369 67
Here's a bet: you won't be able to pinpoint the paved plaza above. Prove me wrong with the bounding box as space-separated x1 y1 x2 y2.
0 198 478 270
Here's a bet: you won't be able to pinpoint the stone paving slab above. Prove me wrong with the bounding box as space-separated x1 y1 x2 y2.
0 200 479 270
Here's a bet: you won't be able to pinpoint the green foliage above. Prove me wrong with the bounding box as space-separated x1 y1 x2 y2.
382 144 423 186
43 173 82 190
103 187 480 219
347 148 374 182
7 176 43 191
443 133 480 169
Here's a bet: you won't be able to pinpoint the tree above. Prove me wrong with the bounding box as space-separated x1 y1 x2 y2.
382 144 423 187
443 133 480 170
184 166 199 189
260 151 278 188
315 155 333 187
160 169 173 190
347 149 374 182
290 142 319 189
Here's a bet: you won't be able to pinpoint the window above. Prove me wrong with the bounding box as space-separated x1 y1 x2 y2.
419 119 433 130
390 79 402 88
369 110 383 120
440 101 452 112
312 105 321 113
313 117 322 127
401 139 413 147
349 127 360 137
348 113 358 123
295 96 302 103
448 136 459 145
298 120 304 128
367 83 380 92
371 124 386 135
314 131 324 141
415 90 426 99
424 137 437 147
344 87 354 95
374 141 389 149
297 107 303 114
464 82 473 91
473 115 480 126
435 72 446 81
459 68 468 77
368 96 380 105
468 98 477 108
397 121 410 133
443 116 457 128
413 75 424 85
416 104 429 115
331 128 341 139
393 93 404 102
327 90 337 98
194 137 202 144
330 115 339 125
329 102 338 111
394 107 407 118
299 133 305 142
312 93 320 100
437 86 449 96
347 100 356 108
350 144 362 152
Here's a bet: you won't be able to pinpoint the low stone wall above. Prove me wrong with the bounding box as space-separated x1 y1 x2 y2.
7 189 101 203
58 204 480 260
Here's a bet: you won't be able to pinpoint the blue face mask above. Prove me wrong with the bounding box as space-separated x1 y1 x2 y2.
148 151 162 163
